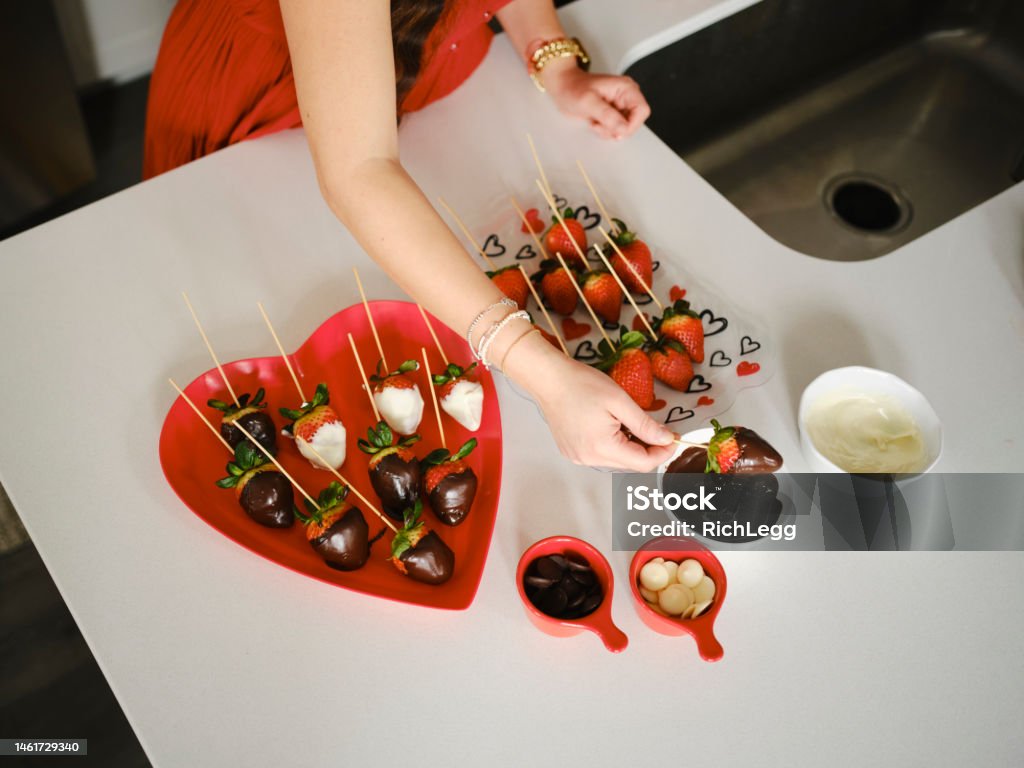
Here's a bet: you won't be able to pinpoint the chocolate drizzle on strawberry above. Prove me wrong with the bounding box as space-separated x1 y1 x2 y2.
296 481 371 571
215 441 295 528
389 500 455 585
358 421 421 521
208 388 277 455
421 438 478 526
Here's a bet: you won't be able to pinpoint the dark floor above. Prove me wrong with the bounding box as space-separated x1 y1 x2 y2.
0 77 152 767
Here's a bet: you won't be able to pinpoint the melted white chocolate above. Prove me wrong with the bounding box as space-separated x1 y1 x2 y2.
806 391 926 473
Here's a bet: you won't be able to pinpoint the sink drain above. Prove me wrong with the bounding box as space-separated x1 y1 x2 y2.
825 175 911 234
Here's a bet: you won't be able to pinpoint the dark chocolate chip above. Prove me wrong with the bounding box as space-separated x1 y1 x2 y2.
548 554 569 570
536 586 569 617
534 556 564 581
525 574 557 590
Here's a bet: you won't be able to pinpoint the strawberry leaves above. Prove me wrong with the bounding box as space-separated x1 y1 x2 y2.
594 328 646 372
357 420 421 455
390 500 425 560
279 382 329 421
298 480 349 520
215 441 267 488
208 388 267 416
422 438 477 467
369 359 420 385
431 362 477 387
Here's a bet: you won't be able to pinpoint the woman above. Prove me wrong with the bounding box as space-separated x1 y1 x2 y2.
145 0 676 471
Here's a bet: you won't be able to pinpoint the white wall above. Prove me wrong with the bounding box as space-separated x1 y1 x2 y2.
54 0 175 86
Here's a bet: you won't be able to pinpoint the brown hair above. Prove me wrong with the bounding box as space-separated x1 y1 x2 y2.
391 0 448 114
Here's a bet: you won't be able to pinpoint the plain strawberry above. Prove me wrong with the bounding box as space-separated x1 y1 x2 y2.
655 299 705 363
582 270 622 324
594 330 655 409
532 259 579 316
607 219 653 294
489 265 528 310
650 339 694 391
544 211 588 269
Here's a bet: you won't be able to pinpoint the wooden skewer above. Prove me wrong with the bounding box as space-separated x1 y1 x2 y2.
347 332 381 423
294 438 398 533
535 180 613 346
673 436 708 449
437 197 498 271
181 292 239 406
576 160 618 237
168 378 234 453
591 239 658 341
526 133 553 199
421 347 446 450
598 227 664 311
231 421 319 510
518 264 569 356
257 302 307 404
417 304 449 366
352 267 388 372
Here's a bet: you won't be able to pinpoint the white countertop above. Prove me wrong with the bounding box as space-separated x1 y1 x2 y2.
1 1 1022 765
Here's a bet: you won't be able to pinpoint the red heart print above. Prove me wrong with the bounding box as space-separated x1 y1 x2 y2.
646 398 667 412
669 285 686 302
631 313 651 333
562 318 591 340
736 361 760 376
697 396 715 406
521 208 545 234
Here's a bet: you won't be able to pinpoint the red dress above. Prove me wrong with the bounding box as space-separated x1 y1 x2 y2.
143 0 509 179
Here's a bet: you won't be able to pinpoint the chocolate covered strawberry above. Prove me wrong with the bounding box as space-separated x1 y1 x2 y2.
280 382 347 469
595 329 655 409
532 258 578 316
705 419 783 474
488 265 529 310
581 269 622 324
358 421 421 521
654 299 705 363
606 218 653 294
208 387 277 455
543 208 588 269
389 500 455 585
421 438 478 526
296 481 371 571
432 361 483 432
370 359 424 436
649 338 694 391
215 441 294 528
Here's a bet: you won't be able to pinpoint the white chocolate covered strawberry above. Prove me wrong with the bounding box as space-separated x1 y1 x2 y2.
370 360 424 436
279 383 347 469
432 362 483 432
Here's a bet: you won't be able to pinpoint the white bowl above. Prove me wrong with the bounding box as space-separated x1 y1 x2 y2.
798 366 943 474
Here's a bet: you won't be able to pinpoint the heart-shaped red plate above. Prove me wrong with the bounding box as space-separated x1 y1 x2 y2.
159 300 502 610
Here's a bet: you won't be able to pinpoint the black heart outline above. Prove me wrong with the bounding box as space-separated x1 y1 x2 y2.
482 234 506 259
515 244 538 260
651 260 661 272
700 309 728 337
586 245 603 263
709 350 732 368
573 340 598 362
685 375 712 394
601 319 619 331
574 205 601 230
634 294 654 306
664 406 695 425
740 335 761 355
553 193 568 209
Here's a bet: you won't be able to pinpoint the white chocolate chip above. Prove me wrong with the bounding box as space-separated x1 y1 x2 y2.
692 575 716 604
658 584 694 616
678 558 704 588
691 600 712 618
662 560 678 584
639 561 670 591
639 586 659 603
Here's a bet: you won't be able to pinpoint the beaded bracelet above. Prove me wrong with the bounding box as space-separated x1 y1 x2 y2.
478 310 531 368
466 298 517 353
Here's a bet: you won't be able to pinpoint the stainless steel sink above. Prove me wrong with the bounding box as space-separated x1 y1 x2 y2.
626 0 1024 260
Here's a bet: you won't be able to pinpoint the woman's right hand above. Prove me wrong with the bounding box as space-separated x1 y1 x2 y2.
503 330 677 471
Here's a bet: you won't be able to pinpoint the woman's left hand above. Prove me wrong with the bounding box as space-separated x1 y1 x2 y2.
541 57 651 140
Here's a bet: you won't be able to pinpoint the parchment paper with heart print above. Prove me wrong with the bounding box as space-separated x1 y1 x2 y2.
457 184 774 430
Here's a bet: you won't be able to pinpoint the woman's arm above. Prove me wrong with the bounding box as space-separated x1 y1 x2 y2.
279 0 674 470
496 0 651 139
